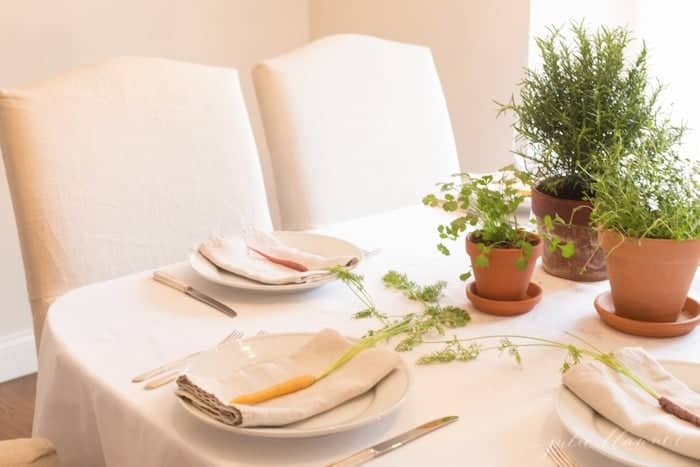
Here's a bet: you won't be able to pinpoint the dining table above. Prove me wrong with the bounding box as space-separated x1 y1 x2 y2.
33 204 700 467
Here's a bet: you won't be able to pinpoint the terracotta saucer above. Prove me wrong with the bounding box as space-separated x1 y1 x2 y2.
594 291 700 338
466 282 543 316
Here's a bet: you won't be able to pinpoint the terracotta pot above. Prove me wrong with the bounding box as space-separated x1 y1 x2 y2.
465 232 543 301
531 186 607 281
599 230 700 322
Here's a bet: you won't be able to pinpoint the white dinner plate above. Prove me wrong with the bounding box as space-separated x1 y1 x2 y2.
177 332 410 438
189 231 364 293
556 360 700 467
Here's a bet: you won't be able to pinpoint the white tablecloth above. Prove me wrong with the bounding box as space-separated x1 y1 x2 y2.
34 205 700 467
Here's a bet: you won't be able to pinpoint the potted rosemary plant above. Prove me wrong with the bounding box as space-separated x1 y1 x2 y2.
498 23 663 281
424 168 570 315
590 125 700 325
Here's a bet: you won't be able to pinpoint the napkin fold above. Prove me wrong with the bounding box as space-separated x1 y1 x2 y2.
198 231 358 285
563 347 700 460
175 329 400 427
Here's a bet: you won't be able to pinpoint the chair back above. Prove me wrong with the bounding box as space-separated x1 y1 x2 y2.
0 57 272 344
253 34 460 229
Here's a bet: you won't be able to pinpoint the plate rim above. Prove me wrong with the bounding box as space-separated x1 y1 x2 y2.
555 359 699 466
189 231 364 292
176 332 411 438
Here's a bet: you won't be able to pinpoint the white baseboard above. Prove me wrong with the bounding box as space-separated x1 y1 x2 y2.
0 328 37 382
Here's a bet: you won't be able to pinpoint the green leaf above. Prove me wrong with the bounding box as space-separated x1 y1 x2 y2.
560 242 576 258
437 243 450 256
459 271 472 281
514 256 528 270
422 194 439 206
443 201 458 211
474 254 489 268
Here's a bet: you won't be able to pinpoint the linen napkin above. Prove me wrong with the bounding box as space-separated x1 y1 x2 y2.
563 347 700 460
198 232 359 285
175 329 401 427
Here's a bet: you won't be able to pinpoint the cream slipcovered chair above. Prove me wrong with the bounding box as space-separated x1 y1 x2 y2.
0 57 272 349
253 34 460 230
0 57 272 465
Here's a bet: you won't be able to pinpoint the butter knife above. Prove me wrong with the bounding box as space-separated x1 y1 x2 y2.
325 416 458 467
153 271 237 318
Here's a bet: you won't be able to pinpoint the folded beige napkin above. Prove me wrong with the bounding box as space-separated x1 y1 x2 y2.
175 329 400 427
563 347 700 460
198 232 358 285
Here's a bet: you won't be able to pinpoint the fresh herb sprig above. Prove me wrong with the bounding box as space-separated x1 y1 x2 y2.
423 167 573 280
423 168 531 257
588 128 699 241
331 268 471 352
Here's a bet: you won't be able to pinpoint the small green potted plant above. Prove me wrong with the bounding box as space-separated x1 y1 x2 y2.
498 22 663 281
423 167 573 315
590 124 700 326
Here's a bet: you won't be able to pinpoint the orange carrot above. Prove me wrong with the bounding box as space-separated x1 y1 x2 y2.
231 375 317 405
231 320 411 405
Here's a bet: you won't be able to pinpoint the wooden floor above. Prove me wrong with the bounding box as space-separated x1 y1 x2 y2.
0 373 37 440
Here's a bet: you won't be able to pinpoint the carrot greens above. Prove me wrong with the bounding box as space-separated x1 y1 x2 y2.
331 266 471 354
332 270 699 427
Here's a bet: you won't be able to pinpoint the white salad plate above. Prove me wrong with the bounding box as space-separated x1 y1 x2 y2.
177 332 410 438
189 231 364 293
556 360 700 467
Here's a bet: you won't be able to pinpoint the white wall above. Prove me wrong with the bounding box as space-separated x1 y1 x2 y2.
635 1 700 157
0 0 309 380
309 0 531 173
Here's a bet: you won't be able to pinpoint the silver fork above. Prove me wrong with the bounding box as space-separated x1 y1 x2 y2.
133 329 243 384
546 442 579 467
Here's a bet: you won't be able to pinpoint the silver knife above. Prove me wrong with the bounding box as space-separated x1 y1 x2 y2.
325 416 458 467
153 271 237 318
